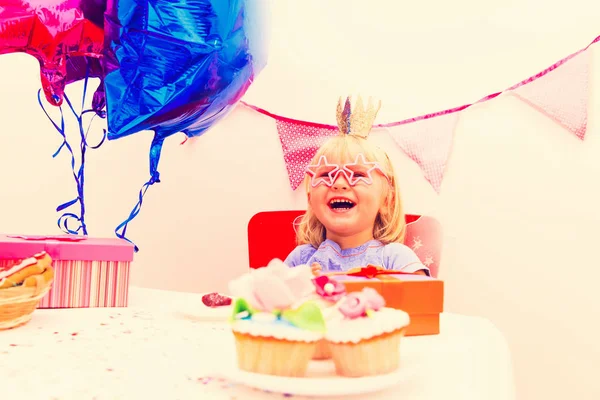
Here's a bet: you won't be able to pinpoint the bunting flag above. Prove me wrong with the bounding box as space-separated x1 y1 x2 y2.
386 111 460 193
240 34 599 193
275 119 338 190
241 103 339 190
509 50 591 140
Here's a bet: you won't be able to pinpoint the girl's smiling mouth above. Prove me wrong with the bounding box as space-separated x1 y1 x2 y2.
328 197 356 212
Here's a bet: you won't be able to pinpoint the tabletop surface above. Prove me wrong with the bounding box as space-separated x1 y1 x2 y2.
0 287 516 400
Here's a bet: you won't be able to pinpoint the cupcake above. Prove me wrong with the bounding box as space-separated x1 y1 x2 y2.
307 275 346 360
325 287 410 377
228 259 326 377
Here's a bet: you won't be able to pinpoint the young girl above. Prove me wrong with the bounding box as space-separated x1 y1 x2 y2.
284 96 429 276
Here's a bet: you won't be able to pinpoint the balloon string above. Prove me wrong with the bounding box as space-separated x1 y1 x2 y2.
114 135 165 252
38 90 83 234
37 60 106 235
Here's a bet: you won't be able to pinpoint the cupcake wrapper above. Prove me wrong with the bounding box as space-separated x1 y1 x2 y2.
312 339 332 360
234 332 317 377
327 328 405 377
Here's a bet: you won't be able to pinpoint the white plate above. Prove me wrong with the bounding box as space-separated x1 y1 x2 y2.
173 304 232 322
220 357 422 397
174 307 231 322
170 294 234 323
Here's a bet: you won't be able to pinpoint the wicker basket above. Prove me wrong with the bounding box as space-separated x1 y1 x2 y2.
0 275 53 330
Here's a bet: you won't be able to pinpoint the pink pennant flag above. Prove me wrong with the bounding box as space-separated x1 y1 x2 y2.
387 111 460 193
509 50 591 140
275 119 338 190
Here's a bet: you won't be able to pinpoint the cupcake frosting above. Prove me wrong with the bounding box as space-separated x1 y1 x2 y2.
312 275 346 302
232 312 323 342
324 288 409 344
297 275 346 321
228 259 326 342
325 307 410 344
301 293 345 322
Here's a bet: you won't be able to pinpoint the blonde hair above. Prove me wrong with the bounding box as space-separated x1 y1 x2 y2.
295 134 406 248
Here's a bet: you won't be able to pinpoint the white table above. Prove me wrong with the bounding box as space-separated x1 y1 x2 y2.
0 287 516 400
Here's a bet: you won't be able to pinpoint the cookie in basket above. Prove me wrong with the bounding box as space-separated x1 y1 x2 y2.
0 252 54 330
0 252 54 288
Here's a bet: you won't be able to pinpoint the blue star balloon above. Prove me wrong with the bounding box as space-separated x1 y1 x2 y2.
102 0 269 248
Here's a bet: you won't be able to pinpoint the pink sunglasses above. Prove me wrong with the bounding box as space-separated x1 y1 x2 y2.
305 154 391 188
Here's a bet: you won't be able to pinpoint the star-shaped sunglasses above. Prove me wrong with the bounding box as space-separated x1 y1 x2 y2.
305 154 391 187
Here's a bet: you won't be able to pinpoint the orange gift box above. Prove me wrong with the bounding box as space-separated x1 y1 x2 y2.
326 266 444 336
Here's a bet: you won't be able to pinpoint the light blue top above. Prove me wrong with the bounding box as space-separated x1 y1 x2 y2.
284 239 429 275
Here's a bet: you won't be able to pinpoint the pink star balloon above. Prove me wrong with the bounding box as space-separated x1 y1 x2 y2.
0 0 105 107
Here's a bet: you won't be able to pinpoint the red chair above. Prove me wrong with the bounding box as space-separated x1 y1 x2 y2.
248 210 442 277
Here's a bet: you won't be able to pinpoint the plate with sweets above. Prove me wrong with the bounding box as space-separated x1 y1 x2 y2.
220 355 423 397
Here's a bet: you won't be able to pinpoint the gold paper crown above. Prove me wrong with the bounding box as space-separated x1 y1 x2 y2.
336 95 381 138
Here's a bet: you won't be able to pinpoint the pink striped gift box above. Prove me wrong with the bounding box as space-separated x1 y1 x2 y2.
0 234 134 308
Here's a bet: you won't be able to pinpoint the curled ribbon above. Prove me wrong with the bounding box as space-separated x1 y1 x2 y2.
37 59 106 236
114 134 165 253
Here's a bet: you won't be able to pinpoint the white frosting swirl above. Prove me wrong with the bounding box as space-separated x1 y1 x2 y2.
300 293 343 322
231 313 324 343
325 308 410 344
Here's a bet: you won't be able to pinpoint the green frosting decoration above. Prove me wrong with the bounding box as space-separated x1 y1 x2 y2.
281 301 326 333
230 298 254 321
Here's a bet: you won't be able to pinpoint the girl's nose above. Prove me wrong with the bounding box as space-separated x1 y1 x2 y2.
332 173 349 190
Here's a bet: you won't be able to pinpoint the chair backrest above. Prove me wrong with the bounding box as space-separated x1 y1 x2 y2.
247 210 443 277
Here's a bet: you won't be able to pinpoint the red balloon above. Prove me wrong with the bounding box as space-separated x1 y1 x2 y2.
0 0 104 106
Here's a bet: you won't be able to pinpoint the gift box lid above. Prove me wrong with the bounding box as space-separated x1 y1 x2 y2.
0 234 134 262
332 273 444 314
334 274 434 282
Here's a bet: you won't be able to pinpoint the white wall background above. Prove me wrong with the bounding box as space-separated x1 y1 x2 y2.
1 1 599 399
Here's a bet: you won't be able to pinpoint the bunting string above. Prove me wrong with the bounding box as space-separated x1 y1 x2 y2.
240 34 599 192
